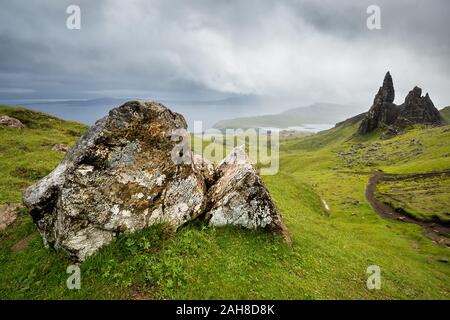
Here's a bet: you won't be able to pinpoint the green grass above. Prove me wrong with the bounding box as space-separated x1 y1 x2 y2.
375 175 450 224
0 106 449 299
440 106 450 123
335 125 450 174
0 106 87 203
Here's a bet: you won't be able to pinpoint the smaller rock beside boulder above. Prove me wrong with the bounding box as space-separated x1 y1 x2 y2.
0 203 22 230
205 146 291 244
0 115 25 129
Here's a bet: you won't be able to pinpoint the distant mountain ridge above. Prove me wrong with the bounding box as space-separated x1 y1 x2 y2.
2 95 293 129
213 102 359 130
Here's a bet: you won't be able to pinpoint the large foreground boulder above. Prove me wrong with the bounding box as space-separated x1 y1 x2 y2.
23 101 207 260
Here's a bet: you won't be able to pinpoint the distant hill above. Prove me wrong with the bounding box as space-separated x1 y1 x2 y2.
2 95 297 130
441 106 450 123
213 103 359 130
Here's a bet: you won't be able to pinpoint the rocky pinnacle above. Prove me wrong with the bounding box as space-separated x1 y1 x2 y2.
381 71 395 103
358 72 442 135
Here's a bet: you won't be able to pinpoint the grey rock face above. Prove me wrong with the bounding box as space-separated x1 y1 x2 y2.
358 72 398 134
205 146 290 241
193 154 216 187
23 101 207 261
397 87 442 126
0 115 25 128
358 72 442 135
380 71 395 104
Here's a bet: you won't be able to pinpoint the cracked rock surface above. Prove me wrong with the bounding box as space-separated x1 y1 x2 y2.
205 146 289 238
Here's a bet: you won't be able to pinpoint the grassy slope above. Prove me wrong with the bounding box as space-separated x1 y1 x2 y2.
441 107 450 123
0 106 449 299
375 175 450 224
0 107 87 203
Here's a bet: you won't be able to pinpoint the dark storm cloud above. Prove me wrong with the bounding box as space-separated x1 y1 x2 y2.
0 0 449 107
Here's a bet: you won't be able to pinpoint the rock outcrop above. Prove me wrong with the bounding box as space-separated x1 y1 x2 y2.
23 101 207 260
0 115 25 128
397 86 442 126
358 72 442 135
23 101 289 260
205 146 290 242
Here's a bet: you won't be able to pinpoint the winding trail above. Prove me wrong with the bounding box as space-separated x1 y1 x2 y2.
344 170 450 245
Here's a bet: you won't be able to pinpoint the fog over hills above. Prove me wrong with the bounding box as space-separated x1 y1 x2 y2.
1 95 301 130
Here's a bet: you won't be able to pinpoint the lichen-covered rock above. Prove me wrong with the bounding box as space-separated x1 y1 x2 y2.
23 101 207 261
0 115 25 128
205 146 290 242
193 154 216 187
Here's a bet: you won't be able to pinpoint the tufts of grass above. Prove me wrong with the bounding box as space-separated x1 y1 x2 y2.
375 175 450 224
0 106 87 203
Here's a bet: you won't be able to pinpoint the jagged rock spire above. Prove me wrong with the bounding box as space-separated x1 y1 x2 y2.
358 72 397 134
358 72 442 136
404 86 422 104
381 71 395 103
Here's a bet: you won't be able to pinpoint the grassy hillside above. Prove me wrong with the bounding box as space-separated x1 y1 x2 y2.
375 175 450 224
441 106 450 123
0 106 449 299
0 107 87 203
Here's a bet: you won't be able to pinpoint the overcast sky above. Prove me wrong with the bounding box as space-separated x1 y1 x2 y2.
0 0 449 110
